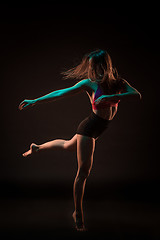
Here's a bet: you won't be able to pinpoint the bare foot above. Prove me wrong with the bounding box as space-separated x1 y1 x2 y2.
22 143 39 157
72 211 86 231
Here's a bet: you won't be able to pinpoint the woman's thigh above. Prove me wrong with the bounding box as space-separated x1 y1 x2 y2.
77 134 95 174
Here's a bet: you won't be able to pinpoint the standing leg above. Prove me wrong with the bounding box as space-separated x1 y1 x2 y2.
73 134 95 231
22 135 77 157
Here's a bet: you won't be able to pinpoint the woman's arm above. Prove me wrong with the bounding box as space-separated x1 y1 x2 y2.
95 80 142 104
112 79 142 101
19 79 89 110
119 79 141 98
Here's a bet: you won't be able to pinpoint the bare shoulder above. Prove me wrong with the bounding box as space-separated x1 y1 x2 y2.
76 79 95 90
82 79 98 90
116 78 129 92
78 79 92 86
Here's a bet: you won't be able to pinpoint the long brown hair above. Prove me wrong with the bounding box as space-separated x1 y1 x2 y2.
61 49 119 90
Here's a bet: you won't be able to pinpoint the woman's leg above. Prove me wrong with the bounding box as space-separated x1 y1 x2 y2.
22 135 77 157
73 134 95 231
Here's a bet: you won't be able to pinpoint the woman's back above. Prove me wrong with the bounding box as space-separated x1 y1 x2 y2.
86 79 124 120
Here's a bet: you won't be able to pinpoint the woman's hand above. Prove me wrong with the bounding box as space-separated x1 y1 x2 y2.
94 95 114 104
19 99 37 110
94 95 106 104
94 95 119 105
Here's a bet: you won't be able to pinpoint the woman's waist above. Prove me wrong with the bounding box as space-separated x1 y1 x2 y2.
92 99 120 109
92 109 116 120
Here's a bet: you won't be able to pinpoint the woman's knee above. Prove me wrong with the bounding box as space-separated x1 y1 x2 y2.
63 136 77 151
63 140 72 151
77 166 91 181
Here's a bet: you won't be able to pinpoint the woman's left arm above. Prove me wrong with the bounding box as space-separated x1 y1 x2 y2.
111 79 142 101
96 80 142 103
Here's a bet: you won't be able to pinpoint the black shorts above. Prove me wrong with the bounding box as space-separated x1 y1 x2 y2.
76 112 110 139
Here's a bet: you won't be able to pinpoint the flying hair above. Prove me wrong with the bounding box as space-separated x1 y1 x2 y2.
61 49 120 90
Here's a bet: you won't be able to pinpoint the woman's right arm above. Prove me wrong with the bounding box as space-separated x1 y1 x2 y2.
19 79 90 110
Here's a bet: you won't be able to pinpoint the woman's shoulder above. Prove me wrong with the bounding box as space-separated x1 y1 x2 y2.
115 77 127 92
79 79 97 89
77 79 99 95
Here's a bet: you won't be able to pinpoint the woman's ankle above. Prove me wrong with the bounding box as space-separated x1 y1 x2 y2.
74 210 84 222
31 143 40 152
72 210 85 231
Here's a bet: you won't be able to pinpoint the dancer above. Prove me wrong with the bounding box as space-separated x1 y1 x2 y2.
19 49 141 231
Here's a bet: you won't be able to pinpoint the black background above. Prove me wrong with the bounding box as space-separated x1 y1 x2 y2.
0 2 159 239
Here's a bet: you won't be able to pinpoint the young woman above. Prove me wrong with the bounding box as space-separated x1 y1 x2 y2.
19 49 141 231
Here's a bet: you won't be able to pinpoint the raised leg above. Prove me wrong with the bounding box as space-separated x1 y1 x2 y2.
73 134 95 231
22 134 77 157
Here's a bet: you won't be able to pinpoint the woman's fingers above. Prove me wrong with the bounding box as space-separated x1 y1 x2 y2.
19 100 29 110
19 99 36 110
95 99 103 104
19 101 26 110
19 98 37 111
19 103 24 110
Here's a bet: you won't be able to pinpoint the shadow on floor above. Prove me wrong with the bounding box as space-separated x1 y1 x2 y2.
0 180 159 239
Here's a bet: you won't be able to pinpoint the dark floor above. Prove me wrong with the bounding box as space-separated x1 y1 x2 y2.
0 181 160 240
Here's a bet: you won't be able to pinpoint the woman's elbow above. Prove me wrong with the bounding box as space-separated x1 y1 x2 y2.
136 90 142 100
125 90 142 101
133 91 142 100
